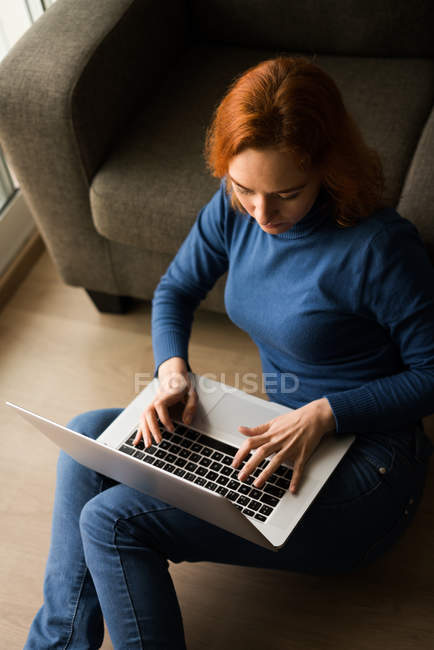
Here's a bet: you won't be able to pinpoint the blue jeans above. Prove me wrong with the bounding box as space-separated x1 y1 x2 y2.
24 408 433 649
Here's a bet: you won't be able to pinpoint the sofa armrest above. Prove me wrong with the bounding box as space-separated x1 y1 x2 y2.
398 104 434 265
0 0 188 292
0 0 188 181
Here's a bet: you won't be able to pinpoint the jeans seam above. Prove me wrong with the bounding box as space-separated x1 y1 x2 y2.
114 519 144 650
64 474 107 649
62 568 89 650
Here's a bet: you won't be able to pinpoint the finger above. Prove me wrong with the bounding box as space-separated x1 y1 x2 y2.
290 460 305 494
146 409 162 445
238 422 269 436
235 449 265 481
182 388 198 425
138 413 153 448
251 454 283 488
231 433 269 468
133 426 142 445
155 401 174 433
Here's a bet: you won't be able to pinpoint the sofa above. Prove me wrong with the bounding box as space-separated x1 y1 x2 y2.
0 0 433 314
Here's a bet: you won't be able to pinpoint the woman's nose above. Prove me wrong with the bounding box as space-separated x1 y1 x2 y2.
254 197 278 225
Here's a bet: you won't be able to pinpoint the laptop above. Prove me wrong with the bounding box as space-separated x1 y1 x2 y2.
6 373 355 551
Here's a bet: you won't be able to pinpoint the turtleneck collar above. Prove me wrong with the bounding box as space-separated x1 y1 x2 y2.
248 186 332 240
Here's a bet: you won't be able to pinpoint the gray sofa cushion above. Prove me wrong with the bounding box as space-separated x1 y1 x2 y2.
90 43 434 256
188 0 434 57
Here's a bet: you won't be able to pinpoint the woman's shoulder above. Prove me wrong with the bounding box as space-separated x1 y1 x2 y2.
341 205 424 251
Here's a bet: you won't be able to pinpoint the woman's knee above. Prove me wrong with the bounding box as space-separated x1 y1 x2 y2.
79 492 117 549
66 408 124 441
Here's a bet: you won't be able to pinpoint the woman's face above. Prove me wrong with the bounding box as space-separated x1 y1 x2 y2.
228 147 324 234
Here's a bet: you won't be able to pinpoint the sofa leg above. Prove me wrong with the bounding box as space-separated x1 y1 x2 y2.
85 289 133 314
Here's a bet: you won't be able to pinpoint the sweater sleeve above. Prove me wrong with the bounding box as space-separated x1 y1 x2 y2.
323 216 434 434
151 180 230 377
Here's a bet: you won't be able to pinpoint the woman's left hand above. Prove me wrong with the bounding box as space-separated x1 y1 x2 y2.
231 398 336 494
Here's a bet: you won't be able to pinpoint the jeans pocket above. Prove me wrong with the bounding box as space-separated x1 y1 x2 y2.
315 438 395 508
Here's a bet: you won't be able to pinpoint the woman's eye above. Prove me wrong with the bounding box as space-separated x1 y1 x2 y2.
236 186 300 201
278 193 300 201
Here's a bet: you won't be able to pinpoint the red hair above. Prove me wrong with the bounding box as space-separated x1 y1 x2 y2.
204 55 387 228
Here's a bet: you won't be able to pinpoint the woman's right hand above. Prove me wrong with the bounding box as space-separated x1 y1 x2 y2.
134 357 198 449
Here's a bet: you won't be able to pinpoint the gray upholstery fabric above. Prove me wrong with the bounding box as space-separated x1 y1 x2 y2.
0 0 187 293
398 106 434 262
188 0 434 57
0 0 433 312
90 45 434 256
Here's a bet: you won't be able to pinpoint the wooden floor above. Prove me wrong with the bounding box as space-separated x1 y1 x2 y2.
1 250 433 649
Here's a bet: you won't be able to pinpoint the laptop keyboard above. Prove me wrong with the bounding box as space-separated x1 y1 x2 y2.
117 420 293 523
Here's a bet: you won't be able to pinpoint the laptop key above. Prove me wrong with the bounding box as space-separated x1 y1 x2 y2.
210 461 223 472
154 459 165 468
197 435 238 457
276 477 291 490
191 443 203 453
217 475 229 486
164 463 176 473
259 505 273 516
228 480 240 490
185 462 197 472
174 468 186 477
205 481 219 492
254 513 267 522
179 448 190 458
243 508 255 517
199 457 212 467
221 455 233 465
221 466 232 476
205 471 218 481
194 477 207 487
165 454 177 464
119 445 136 455
247 500 261 511
169 444 181 454
189 453 201 463
143 456 155 465
264 484 285 498
134 450 145 460
175 458 187 468
216 486 228 496
260 493 279 507
249 488 262 500
237 495 250 506
211 452 223 461
238 484 250 495
155 449 168 459
184 472 196 482
196 466 208 476
201 447 213 457
226 491 238 501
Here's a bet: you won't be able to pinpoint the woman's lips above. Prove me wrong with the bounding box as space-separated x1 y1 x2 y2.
262 221 284 228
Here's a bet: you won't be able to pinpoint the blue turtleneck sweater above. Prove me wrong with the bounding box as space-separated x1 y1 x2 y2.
151 178 434 436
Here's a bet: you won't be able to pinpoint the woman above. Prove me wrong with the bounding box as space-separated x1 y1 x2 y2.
25 56 434 649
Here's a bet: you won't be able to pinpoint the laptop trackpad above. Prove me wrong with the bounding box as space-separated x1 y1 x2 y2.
197 392 287 445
